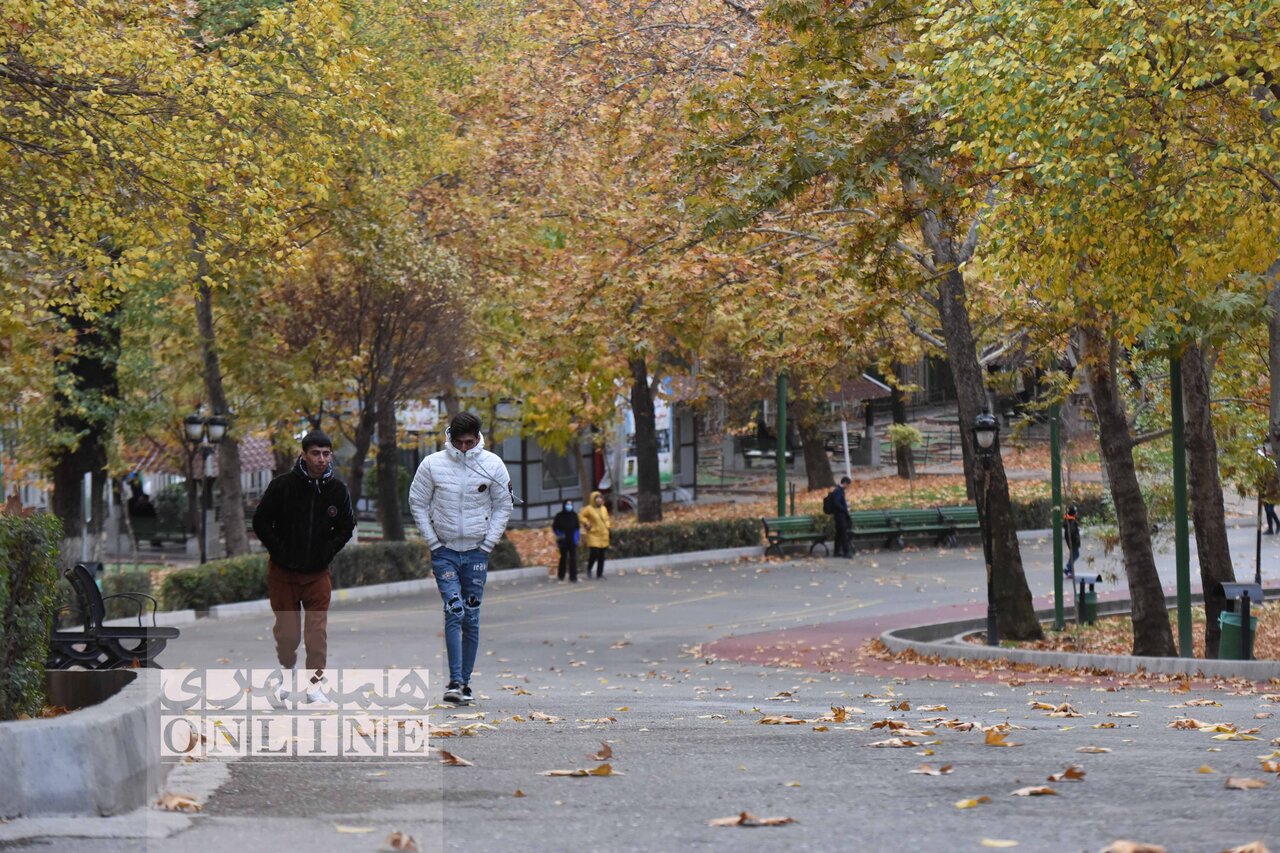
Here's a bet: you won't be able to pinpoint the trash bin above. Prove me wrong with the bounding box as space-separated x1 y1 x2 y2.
1218 610 1259 661
1076 574 1103 626
1080 589 1098 624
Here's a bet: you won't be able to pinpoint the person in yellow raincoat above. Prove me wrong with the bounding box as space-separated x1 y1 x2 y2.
579 490 611 579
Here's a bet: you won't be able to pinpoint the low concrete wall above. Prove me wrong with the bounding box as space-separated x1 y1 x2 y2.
0 669 168 818
881 588 1280 680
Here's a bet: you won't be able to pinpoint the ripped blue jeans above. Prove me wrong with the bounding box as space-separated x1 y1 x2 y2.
432 547 488 685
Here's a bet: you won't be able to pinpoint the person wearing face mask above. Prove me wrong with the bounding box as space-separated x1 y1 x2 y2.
579 490 611 579
408 412 514 706
551 500 581 582
252 430 355 704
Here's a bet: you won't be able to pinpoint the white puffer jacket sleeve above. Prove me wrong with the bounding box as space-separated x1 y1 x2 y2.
478 450 514 552
408 453 441 551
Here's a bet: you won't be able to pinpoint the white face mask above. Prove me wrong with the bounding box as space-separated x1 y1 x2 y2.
564 503 574 512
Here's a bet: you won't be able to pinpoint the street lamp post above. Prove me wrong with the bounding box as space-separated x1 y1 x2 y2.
972 410 1000 647
184 412 228 565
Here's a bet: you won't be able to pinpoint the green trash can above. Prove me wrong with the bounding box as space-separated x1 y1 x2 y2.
1080 590 1098 625
1219 611 1258 661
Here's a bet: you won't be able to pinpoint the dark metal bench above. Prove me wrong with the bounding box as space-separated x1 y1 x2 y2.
127 515 188 548
761 516 829 557
48 564 180 669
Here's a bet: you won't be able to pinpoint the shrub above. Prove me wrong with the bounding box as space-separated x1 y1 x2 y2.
161 535 523 609
609 517 761 559
1007 491 1112 531
0 513 62 720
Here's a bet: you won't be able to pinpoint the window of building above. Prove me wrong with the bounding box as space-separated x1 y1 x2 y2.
541 448 578 491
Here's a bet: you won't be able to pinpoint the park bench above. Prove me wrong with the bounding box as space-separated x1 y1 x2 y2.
47 564 180 670
128 515 188 549
761 515 829 557
848 509 903 549
743 448 793 468
936 505 980 546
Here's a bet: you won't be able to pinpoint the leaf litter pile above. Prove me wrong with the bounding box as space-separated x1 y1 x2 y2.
963 602 1280 661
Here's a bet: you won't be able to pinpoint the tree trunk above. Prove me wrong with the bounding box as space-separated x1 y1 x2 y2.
628 356 663 522
891 376 915 480
793 398 835 490
50 299 118 565
1267 256 1280 459
1080 325 1176 656
376 402 405 541
1182 343 1235 658
346 403 377 512
920 208 1041 640
195 279 250 557
575 434 595 505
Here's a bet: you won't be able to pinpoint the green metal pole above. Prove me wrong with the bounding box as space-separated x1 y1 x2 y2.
1050 403 1065 631
1170 356 1193 658
777 372 788 516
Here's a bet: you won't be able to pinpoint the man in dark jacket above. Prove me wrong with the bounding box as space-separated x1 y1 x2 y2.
830 477 853 558
252 430 355 703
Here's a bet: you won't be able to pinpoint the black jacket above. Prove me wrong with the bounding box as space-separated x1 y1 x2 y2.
552 508 580 544
252 457 356 573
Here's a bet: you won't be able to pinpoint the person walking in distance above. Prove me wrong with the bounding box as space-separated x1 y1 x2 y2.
826 477 854 558
252 430 355 704
552 500 580 582
1063 505 1082 579
409 412 514 706
580 490 611 579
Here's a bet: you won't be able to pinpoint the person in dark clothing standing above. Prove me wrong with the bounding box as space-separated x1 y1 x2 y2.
252 430 355 704
829 477 853 558
551 500 580 582
1064 505 1082 578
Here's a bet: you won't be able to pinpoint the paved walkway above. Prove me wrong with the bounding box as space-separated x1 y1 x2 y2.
5 527 1280 851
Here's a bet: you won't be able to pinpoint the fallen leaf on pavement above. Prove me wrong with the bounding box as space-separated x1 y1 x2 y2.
910 763 954 776
954 796 991 809
868 738 920 748
384 831 420 852
1198 765 1216 774
450 712 486 721
335 826 375 834
980 841 1018 848
1108 711 1140 718
1011 786 1057 797
1169 718 1213 730
438 750 474 767
918 704 949 712
529 712 562 723
514 790 525 797
759 715 807 725
891 700 911 711
1047 766 1085 783
985 730 1022 748
156 793 202 813
543 763 620 777
1225 777 1268 790
1077 746 1112 754
708 811 795 827
1222 842 1271 853
590 742 613 761
1102 842 1167 853
1214 733 1261 742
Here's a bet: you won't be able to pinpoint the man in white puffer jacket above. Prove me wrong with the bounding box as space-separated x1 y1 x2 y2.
408 412 514 705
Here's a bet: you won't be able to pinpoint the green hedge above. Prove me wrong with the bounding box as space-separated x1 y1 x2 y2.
608 517 761 559
0 513 62 720
1007 492 1112 531
162 536 522 611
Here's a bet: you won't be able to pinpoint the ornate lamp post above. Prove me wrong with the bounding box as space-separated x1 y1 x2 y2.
972 410 1000 647
184 412 228 564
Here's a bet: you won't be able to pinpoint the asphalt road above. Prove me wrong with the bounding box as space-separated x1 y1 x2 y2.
5 527 1280 852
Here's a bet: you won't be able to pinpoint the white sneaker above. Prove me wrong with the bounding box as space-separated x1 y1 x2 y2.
273 684 290 703
305 684 330 704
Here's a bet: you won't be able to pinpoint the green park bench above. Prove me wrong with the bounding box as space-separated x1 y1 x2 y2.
936 505 980 546
128 515 189 548
761 515 829 557
848 509 902 549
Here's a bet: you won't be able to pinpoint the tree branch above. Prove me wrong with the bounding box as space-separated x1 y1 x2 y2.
958 185 998 264
1132 428 1172 446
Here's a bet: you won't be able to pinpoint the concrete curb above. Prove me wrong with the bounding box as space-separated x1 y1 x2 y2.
609 546 765 572
0 670 168 818
881 588 1280 679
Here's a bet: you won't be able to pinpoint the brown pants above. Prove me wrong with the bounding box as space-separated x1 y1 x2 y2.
267 559 332 674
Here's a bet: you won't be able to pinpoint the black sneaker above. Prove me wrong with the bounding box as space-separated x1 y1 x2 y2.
460 684 474 706
443 681 463 705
